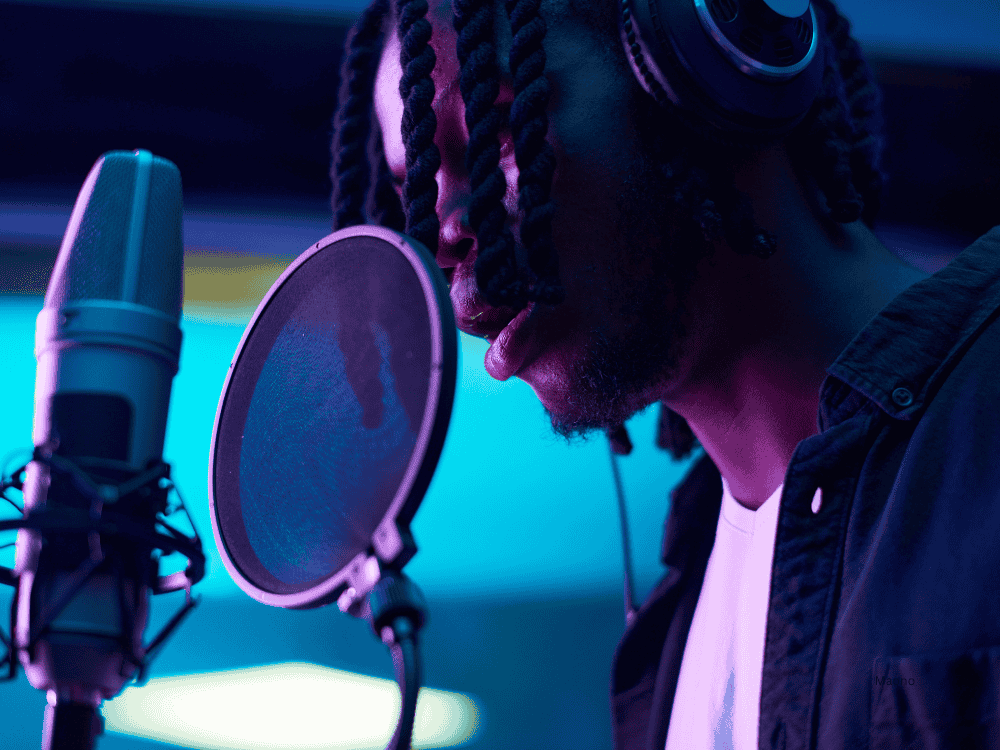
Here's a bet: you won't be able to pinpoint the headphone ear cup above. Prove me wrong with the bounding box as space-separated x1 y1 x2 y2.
619 0 825 145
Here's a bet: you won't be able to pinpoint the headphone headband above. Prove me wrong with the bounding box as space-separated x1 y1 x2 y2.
619 0 825 145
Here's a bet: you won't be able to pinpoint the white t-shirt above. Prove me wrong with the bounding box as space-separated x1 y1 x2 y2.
664 477 821 750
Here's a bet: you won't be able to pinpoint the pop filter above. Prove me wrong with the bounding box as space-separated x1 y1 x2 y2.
208 225 457 614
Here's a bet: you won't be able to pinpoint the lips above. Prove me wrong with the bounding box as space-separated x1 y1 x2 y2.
455 302 517 339
452 280 519 338
450 263 542 381
453 290 539 381
483 302 539 380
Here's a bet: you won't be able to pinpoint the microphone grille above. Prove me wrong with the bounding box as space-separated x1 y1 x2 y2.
47 150 184 319
136 153 184 316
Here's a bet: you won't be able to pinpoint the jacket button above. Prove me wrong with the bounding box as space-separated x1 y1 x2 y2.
891 387 914 407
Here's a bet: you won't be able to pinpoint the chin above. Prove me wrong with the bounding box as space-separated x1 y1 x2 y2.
519 367 590 427
514 331 663 439
520 371 613 441
515 355 566 406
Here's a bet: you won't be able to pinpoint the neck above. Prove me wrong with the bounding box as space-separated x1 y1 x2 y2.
663 147 929 510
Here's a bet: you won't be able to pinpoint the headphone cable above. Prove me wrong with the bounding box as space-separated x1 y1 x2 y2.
608 439 638 628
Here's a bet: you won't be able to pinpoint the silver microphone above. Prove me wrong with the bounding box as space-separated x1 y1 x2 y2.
2 150 204 750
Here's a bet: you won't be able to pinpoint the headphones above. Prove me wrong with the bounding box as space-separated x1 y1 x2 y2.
618 0 826 145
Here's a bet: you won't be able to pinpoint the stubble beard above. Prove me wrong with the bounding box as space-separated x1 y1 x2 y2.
520 85 719 446
542 267 698 445
542 178 709 445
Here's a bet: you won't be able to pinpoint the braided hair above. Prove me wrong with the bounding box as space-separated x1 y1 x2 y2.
329 0 890 461
331 0 389 231
453 0 527 307
504 0 565 305
332 0 564 308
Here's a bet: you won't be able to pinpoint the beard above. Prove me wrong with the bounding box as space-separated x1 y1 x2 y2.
541 271 698 444
540 149 715 446
543 326 678 442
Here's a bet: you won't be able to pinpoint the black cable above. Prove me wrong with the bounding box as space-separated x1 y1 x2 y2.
42 701 103 750
367 571 425 750
386 615 420 750
609 439 638 627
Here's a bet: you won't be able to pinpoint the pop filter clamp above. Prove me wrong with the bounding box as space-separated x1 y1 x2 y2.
209 225 457 750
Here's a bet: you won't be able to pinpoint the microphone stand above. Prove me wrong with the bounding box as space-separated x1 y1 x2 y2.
42 699 103 750
363 570 426 750
0 448 205 750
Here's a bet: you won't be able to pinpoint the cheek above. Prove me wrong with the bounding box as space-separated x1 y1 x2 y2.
500 152 519 215
376 97 405 165
373 52 405 166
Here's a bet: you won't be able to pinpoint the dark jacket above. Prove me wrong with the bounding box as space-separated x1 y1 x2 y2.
610 225 1000 750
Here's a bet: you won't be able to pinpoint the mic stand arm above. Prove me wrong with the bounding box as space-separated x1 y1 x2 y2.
43 699 103 750
364 570 426 750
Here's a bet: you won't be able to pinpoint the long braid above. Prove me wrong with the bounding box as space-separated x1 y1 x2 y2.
785 0 865 223
817 0 887 227
453 0 528 308
504 0 565 305
396 0 442 253
331 0 390 230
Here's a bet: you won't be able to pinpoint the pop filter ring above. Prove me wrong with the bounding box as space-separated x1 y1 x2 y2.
208 225 457 613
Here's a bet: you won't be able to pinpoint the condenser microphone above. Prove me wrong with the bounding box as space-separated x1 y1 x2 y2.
0 150 205 750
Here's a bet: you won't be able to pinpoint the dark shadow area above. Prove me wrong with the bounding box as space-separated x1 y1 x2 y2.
0 1 347 203
0 1 998 242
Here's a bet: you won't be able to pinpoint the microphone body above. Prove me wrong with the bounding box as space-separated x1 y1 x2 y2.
12 150 185 748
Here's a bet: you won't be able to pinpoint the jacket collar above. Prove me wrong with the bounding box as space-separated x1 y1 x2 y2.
821 225 1000 431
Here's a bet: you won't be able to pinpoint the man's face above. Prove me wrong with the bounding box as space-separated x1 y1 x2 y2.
373 1 711 442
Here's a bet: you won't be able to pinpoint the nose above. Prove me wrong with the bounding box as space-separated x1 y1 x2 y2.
432 96 476 276
437 206 475 272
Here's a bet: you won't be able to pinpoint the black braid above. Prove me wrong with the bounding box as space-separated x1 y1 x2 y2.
799 62 864 223
655 405 697 461
784 0 886 225
819 0 887 227
331 0 390 230
453 0 529 309
396 0 442 254
505 0 565 305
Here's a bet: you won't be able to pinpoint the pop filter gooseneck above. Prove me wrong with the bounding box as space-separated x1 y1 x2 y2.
208 225 457 750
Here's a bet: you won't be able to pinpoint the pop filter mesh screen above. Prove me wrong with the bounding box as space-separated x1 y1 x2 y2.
214 235 432 594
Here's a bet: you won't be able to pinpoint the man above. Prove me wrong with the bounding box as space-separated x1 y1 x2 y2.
335 0 1000 747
